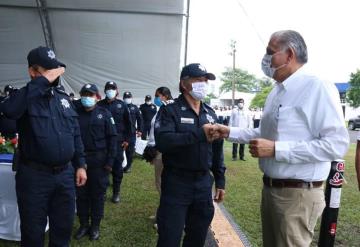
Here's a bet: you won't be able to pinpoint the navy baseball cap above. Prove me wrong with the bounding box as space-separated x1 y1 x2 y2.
180 63 216 80
105 81 117 90
27 46 66 69
80 83 99 94
145 95 152 101
123 91 132 99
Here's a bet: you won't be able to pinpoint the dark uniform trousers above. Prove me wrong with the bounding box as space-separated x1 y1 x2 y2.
16 163 75 247
141 123 151 140
232 143 245 160
76 151 109 226
157 169 215 247
124 135 136 171
112 142 124 194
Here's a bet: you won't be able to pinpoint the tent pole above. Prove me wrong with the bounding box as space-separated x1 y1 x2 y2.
183 0 190 66
36 0 55 51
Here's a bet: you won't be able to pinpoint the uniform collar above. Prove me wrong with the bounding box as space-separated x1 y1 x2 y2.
178 94 208 113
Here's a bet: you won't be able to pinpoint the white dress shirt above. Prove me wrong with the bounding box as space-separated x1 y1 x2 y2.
228 66 349 181
229 107 252 129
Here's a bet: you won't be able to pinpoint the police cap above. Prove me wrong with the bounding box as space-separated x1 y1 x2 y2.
123 91 132 99
180 63 215 80
105 81 117 90
80 83 99 95
27 46 66 69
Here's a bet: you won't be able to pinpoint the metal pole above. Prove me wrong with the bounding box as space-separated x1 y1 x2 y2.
184 0 190 66
230 40 236 107
318 160 345 247
36 0 55 51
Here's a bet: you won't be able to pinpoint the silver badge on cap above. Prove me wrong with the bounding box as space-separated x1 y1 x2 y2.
48 50 56 59
97 114 103 119
85 84 91 88
198 64 206 72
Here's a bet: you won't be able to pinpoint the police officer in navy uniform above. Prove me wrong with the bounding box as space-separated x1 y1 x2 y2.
98 81 132 203
140 95 157 140
74 84 117 241
154 63 226 247
0 85 18 139
0 46 87 247
123 91 143 173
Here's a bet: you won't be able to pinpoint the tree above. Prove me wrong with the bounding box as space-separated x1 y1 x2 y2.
347 69 360 107
203 92 216 104
250 85 273 109
219 67 259 93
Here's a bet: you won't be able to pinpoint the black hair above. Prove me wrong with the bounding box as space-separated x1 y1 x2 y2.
155 86 173 100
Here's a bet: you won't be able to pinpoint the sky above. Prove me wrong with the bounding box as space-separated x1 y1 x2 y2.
186 0 360 93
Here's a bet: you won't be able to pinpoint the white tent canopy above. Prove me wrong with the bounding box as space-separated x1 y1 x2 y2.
0 0 186 102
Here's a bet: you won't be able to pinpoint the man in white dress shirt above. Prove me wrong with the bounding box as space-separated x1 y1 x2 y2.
206 30 349 246
229 98 251 161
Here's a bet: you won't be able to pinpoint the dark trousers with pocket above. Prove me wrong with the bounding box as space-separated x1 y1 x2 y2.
16 163 75 247
157 169 214 247
76 151 109 227
232 143 245 159
124 135 136 171
112 143 124 194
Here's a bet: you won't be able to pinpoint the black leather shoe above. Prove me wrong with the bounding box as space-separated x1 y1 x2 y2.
124 169 131 173
240 158 246 161
89 226 100 241
74 226 89 240
112 194 120 203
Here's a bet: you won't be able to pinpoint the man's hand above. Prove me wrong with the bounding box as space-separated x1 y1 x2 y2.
136 131 142 137
122 141 129 150
76 167 87 186
104 165 112 172
42 67 65 83
215 124 230 139
214 188 225 203
203 124 218 142
249 138 275 158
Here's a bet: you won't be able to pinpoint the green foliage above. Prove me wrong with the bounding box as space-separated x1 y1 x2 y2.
0 142 15 154
250 86 273 109
203 92 217 104
219 67 261 93
347 69 360 107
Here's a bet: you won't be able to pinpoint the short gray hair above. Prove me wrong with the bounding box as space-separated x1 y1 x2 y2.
271 30 308 64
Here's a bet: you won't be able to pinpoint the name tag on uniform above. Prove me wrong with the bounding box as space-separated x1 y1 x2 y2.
181 117 194 124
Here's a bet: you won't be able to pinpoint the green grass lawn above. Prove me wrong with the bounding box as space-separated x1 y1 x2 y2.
1 142 359 246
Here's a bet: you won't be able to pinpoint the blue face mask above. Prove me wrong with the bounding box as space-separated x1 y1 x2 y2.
81 96 96 108
105 89 117 99
154 96 162 107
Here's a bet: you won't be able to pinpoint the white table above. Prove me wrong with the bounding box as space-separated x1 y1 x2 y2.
0 157 20 241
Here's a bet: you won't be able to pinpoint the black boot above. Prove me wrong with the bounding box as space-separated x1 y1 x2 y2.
74 225 89 240
111 193 120 203
89 225 100 241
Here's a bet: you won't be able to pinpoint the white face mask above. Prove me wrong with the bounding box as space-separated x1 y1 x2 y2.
124 98 132 104
105 89 117 99
145 101 151 105
189 81 208 101
261 51 287 78
238 103 244 109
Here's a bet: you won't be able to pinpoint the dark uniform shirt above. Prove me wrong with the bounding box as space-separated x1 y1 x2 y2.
98 98 132 142
127 103 143 134
0 76 86 168
154 94 225 189
76 105 117 166
0 96 17 138
140 103 157 126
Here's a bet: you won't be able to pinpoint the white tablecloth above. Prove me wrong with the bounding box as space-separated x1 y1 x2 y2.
0 161 20 241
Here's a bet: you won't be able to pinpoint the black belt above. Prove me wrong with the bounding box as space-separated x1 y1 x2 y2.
24 161 69 174
263 176 323 189
165 167 208 178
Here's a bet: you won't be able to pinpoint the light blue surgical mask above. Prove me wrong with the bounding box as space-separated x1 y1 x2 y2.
105 89 117 99
81 96 96 108
154 96 162 107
